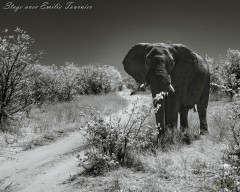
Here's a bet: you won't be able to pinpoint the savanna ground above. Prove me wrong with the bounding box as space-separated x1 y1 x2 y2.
0 90 239 192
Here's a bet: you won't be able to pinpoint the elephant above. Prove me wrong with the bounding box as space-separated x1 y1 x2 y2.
122 43 210 136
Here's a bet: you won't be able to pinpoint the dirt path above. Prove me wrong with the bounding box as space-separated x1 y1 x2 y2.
0 132 86 192
0 90 151 192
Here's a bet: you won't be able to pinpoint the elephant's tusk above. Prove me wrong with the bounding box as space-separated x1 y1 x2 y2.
140 82 148 90
193 104 198 112
140 83 145 89
168 84 175 92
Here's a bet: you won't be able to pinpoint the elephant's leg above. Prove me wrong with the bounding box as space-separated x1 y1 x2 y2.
197 82 210 135
180 105 189 132
166 94 180 129
168 113 178 129
198 108 208 135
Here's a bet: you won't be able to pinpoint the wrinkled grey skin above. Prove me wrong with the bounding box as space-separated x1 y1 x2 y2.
123 43 210 136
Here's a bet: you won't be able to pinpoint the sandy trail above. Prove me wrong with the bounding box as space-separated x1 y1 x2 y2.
0 132 86 192
0 91 151 192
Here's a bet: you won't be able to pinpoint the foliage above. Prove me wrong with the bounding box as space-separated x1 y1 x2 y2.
76 64 123 95
212 102 240 191
206 56 226 95
29 63 124 104
213 154 240 191
29 64 58 105
206 49 240 99
123 74 139 90
0 28 43 131
77 151 120 176
29 64 124 104
78 93 166 175
55 63 80 101
228 102 240 146
224 49 240 97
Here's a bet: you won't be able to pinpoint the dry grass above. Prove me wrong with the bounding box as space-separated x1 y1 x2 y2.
70 136 224 192
208 101 233 143
0 93 128 152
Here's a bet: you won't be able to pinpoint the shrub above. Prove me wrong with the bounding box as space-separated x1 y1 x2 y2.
206 49 240 100
77 151 120 176
76 64 123 95
55 63 80 101
29 64 57 105
212 102 240 191
30 63 80 103
228 102 240 147
123 74 139 90
29 63 124 104
104 65 123 92
224 49 240 98
205 56 226 98
78 93 166 175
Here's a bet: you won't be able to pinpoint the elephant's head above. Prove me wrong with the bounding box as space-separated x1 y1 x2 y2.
123 43 195 133
123 43 175 94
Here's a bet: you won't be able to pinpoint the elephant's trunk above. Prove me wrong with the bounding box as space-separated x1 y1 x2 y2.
148 72 171 138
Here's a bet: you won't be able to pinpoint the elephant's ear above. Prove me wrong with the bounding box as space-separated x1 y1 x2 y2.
123 43 151 84
171 44 196 87
172 44 196 64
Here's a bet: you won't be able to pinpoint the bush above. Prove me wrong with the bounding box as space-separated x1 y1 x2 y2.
206 49 240 100
77 151 120 176
206 56 226 97
29 64 58 105
78 93 167 175
76 64 123 95
224 49 240 98
212 102 240 191
30 64 77 103
228 102 240 147
123 74 139 90
29 63 124 105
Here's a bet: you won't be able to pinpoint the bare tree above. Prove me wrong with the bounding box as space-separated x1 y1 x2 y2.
0 28 43 131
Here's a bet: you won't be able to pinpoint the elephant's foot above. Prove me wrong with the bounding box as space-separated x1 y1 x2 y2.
180 126 188 133
200 125 208 135
157 129 175 149
181 133 191 145
199 119 208 135
200 129 208 135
